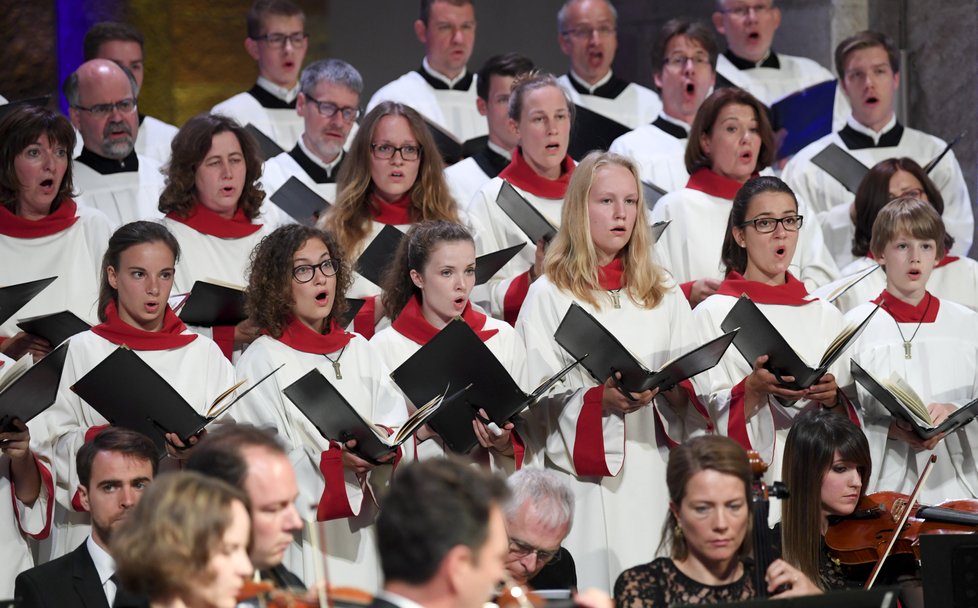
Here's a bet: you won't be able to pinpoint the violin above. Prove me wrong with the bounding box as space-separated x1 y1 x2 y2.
236 580 374 608
746 450 789 598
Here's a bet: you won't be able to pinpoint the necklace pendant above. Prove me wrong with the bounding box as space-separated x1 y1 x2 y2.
609 290 621 309
332 360 343 379
903 341 912 360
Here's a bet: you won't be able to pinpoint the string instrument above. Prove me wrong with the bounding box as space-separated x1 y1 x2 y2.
746 450 789 598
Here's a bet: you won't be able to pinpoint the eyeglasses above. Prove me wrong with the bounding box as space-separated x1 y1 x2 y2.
721 4 776 18
292 259 341 283
72 98 137 118
663 54 712 69
304 95 361 122
561 25 616 39
508 538 561 564
370 143 422 161
253 32 308 48
890 188 924 201
739 215 804 233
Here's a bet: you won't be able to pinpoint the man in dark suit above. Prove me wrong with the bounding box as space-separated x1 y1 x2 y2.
14 428 157 608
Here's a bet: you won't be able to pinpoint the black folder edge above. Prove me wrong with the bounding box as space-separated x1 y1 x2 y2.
923 132 964 174
0 276 57 326
16 310 91 348
650 220 671 243
0 342 69 432
0 95 51 120
568 104 630 160
495 180 558 244
643 182 668 210
355 224 405 287
178 280 247 327
850 359 978 440
475 243 526 286
422 118 463 165
338 298 366 328
269 176 331 225
244 123 285 161
810 143 869 194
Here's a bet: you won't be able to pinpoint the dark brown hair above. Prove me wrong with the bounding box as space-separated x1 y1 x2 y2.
835 30 899 81
720 176 799 276
0 105 77 213
83 21 145 59
247 0 305 39
419 0 474 24
77 426 160 488
476 52 535 101
652 19 718 84
185 423 286 491
685 87 775 175
98 221 181 321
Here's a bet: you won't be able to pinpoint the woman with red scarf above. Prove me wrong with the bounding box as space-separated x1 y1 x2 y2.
467 72 576 325
38 221 233 561
0 105 114 360
319 101 461 339
232 224 407 591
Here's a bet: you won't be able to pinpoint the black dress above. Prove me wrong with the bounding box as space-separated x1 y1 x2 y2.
614 557 755 608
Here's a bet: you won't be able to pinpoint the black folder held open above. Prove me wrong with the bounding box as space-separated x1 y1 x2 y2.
554 302 737 394
475 243 525 286
269 176 331 226
0 342 69 432
244 123 285 161
356 225 406 287
567 105 630 161
0 276 57 326
17 310 91 347
176 280 247 327
495 180 558 245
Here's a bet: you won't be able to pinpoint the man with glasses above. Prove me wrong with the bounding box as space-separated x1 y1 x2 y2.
212 0 308 151
65 59 166 225
610 20 718 198
261 59 363 228
556 0 661 133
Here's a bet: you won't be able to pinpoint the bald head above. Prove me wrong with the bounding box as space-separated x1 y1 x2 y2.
65 59 139 159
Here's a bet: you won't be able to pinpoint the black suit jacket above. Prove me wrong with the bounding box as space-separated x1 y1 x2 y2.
366 597 402 608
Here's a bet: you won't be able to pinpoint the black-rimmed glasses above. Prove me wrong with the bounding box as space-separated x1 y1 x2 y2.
253 32 308 48
304 95 361 122
370 143 422 161
508 538 561 564
739 215 804 233
72 98 137 118
292 259 341 283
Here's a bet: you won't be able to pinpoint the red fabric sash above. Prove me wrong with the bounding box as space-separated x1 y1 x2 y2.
685 168 750 200
597 258 624 290
936 255 959 268
714 271 813 306
91 300 197 350
0 200 79 238
392 294 498 345
872 290 939 323
165 204 261 238
370 193 412 225
499 147 575 199
276 316 354 354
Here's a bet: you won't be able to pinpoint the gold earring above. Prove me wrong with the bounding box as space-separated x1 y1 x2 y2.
674 524 683 539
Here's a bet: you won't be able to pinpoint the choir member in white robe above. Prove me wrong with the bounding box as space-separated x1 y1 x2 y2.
467 73 576 324
232 224 408 590
690 177 857 495
517 151 707 592
65 60 165 225
555 0 662 130
782 31 972 256
158 114 274 358
609 19 717 197
320 101 464 339
366 0 486 145
652 89 837 307
372 221 526 467
34 221 234 561
211 1 308 151
711 0 849 132
845 198 978 504
0 105 114 360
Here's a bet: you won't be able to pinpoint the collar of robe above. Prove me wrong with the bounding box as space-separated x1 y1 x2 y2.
872 289 939 323
165 204 262 238
415 65 474 91
91 300 198 350
247 83 297 109
686 167 750 200
597 258 625 290
0 199 79 238
715 271 814 306
652 116 689 140
370 193 413 225
499 147 575 199
392 294 498 345
472 145 511 179
565 72 630 99
77 147 139 175
289 144 342 184
275 316 354 354
837 122 905 150
723 49 780 70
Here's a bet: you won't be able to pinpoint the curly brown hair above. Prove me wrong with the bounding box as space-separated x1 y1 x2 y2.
246 224 352 337
0 105 77 213
158 113 265 219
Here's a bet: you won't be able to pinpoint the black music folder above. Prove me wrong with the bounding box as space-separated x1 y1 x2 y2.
770 79 837 159
720 296 878 390
643 181 668 209
568 105 630 160
0 342 69 432
851 359 978 440
282 368 448 462
17 310 91 347
71 347 280 454
389 319 580 453
475 244 525 286
177 280 247 327
496 180 558 244
338 298 366 328
356 224 406 287
0 95 50 120
810 143 869 194
554 302 737 394
0 276 56 325
269 176 331 225
923 132 964 174
422 118 464 165
244 123 284 161
650 220 670 243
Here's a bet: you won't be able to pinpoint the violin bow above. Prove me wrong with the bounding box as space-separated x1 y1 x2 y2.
864 454 937 589
307 516 332 608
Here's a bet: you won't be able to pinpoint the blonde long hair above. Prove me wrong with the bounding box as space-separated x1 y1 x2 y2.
544 151 668 310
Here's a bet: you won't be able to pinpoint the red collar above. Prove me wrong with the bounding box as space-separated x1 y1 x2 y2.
715 271 813 306
936 255 959 268
0 200 80 238
872 290 939 323
91 300 198 350
370 193 412 225
392 294 498 345
686 168 750 200
276 316 354 354
598 258 624 290
498 147 575 199
165 204 262 238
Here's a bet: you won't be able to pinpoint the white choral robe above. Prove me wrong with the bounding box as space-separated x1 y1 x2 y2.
0 203 114 339
445 143 511 210
609 114 690 196
557 72 663 130
818 200 855 269
212 80 303 151
232 333 408 591
160 217 270 295
34 328 233 561
516 276 702 592
260 147 341 230
72 152 165 225
782 116 974 256
367 64 487 143
846 297 978 503
833 256 978 315
135 114 179 165
650 172 839 290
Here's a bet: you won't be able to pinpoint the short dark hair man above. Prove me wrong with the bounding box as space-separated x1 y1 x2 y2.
15 427 158 607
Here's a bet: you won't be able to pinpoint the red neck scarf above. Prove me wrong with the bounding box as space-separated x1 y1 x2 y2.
686 168 751 200
499 147 575 199
91 300 198 350
872 290 939 323
392 294 498 345
276 316 354 354
0 199 79 238
715 271 813 306
165 204 262 238
369 193 412 225
598 258 625 290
